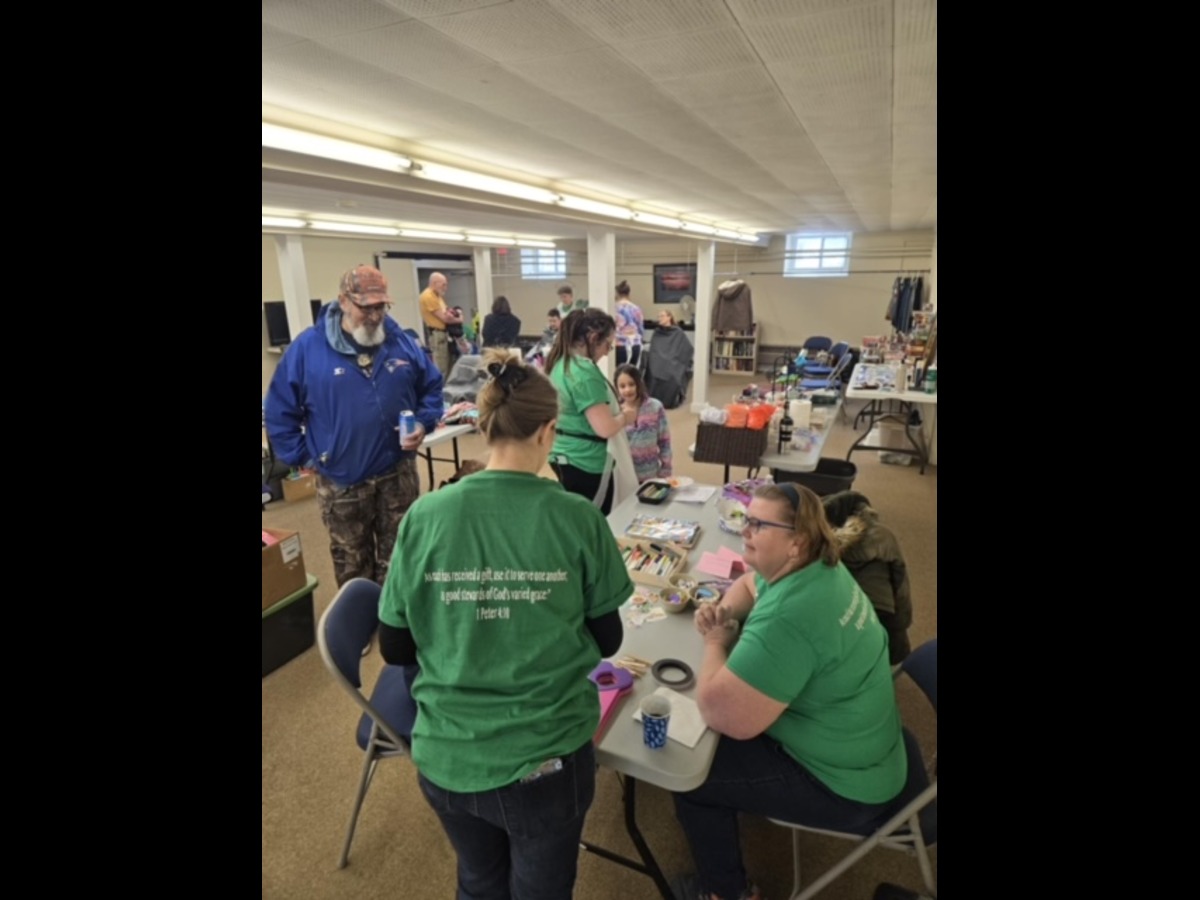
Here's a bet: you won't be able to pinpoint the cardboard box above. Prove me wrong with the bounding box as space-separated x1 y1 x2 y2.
262 574 318 677
617 537 688 590
262 528 308 610
281 472 317 502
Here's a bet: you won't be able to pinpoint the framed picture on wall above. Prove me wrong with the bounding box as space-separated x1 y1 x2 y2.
653 263 697 304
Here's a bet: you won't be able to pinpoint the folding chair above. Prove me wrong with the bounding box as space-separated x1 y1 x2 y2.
799 349 853 393
769 639 937 899
801 336 833 355
798 341 850 380
317 578 419 869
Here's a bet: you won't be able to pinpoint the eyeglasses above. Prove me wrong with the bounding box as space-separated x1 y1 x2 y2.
742 517 796 535
350 298 392 316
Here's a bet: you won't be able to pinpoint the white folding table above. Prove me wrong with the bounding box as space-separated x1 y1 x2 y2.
844 364 938 473
584 490 733 898
415 423 475 490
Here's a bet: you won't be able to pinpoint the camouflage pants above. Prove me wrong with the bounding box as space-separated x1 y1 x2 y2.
316 457 420 587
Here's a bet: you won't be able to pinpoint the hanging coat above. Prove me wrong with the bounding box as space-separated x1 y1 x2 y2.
713 279 754 333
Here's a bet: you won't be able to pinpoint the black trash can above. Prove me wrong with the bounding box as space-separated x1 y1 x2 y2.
773 458 857 497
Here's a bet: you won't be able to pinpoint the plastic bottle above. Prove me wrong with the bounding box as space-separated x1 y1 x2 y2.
923 363 937 394
779 412 794 454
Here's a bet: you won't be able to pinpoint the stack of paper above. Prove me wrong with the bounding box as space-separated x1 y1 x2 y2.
674 484 717 504
696 545 747 579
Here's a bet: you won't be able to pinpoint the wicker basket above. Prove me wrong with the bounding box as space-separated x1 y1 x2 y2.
693 423 768 468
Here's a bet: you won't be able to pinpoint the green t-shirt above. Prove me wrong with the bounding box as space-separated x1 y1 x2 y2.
726 562 906 804
549 355 615 474
378 470 633 792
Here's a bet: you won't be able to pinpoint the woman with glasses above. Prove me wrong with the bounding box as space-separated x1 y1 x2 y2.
672 483 908 900
544 308 637 515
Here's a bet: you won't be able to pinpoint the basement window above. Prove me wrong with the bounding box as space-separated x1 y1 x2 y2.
520 248 566 280
783 232 851 277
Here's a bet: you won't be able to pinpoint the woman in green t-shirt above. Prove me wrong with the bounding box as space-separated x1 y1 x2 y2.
675 483 909 900
378 350 630 899
545 308 637 514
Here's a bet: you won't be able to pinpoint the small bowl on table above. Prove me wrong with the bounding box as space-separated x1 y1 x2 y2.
660 574 698 614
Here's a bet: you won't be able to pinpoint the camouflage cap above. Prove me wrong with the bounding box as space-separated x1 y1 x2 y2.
339 265 390 302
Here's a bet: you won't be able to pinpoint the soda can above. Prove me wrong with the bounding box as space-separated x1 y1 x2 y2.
399 410 416 445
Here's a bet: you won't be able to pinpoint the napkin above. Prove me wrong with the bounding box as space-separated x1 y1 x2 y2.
631 686 709 749
674 484 717 504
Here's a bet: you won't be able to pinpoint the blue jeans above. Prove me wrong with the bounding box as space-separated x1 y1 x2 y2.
673 735 893 900
417 741 595 900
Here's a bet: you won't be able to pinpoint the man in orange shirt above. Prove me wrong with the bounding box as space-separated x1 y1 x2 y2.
420 271 463 375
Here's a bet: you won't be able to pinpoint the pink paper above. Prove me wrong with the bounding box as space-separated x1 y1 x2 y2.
696 551 746 579
595 686 632 741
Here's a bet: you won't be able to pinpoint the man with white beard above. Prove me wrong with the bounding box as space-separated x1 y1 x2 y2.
266 264 444 587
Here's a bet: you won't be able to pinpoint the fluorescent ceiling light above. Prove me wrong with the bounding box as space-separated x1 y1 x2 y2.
738 232 761 242
633 212 682 229
557 195 634 220
681 222 717 235
416 163 558 204
309 220 401 236
466 235 515 245
262 216 305 228
715 228 741 240
262 124 412 172
401 229 466 241
516 239 556 249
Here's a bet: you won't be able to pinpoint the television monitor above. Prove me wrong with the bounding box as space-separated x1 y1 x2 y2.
264 301 291 347
653 263 698 304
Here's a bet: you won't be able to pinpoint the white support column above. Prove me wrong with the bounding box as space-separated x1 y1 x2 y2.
586 229 616 377
690 241 716 412
472 246 494 327
274 234 310 340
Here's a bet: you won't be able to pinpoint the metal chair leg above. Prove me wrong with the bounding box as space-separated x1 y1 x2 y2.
338 747 380 868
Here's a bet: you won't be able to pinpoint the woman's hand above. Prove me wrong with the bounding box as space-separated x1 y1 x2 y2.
694 602 718 633
695 604 739 651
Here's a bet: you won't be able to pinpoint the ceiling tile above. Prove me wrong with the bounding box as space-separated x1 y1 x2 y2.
262 0 409 39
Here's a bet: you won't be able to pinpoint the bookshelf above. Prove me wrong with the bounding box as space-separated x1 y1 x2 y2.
711 324 758 373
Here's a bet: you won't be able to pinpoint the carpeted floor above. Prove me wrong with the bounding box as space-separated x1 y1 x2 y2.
262 374 937 899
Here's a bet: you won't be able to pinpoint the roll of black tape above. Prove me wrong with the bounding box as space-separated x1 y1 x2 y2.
651 658 696 691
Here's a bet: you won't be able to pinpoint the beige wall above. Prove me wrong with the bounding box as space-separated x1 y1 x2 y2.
262 229 934 394
599 232 933 348
483 239 588 329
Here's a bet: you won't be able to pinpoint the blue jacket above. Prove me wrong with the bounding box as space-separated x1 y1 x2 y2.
265 304 445 487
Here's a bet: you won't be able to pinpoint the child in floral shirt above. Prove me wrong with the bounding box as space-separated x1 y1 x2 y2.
616 364 672 483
